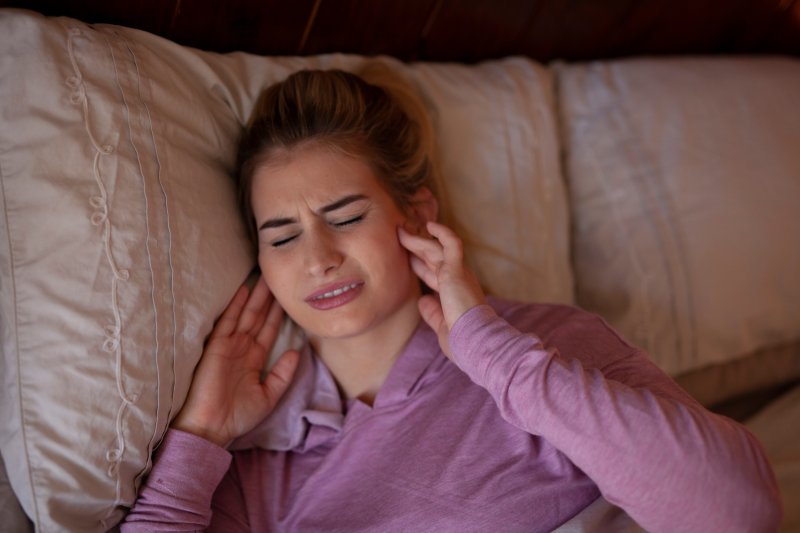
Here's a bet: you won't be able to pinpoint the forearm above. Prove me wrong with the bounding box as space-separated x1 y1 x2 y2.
450 305 782 533
121 430 236 532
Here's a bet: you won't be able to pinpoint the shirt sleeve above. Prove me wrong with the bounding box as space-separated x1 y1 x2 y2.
120 429 246 532
449 303 782 533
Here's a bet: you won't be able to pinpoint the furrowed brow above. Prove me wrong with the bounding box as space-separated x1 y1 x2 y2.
258 194 368 231
319 194 368 214
259 217 296 231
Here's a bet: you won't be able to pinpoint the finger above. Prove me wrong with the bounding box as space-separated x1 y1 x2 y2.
256 295 284 348
418 295 444 329
210 284 249 339
426 221 464 264
409 255 439 291
249 283 275 337
262 349 300 409
236 277 270 334
398 226 445 266
417 295 451 358
397 225 428 249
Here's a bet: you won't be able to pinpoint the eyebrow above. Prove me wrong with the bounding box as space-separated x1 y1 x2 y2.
258 194 368 231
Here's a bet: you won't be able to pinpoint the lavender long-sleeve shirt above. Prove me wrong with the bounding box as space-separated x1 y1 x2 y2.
122 299 781 532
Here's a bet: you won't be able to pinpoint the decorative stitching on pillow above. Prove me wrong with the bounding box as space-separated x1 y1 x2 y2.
104 32 184 525
119 31 180 435
109 31 180 492
66 26 136 520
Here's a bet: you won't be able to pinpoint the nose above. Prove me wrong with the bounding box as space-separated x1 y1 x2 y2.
303 226 344 277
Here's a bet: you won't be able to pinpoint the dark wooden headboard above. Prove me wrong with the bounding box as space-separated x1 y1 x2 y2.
3 0 799 62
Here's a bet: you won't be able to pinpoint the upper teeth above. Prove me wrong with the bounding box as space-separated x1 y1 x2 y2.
315 283 360 300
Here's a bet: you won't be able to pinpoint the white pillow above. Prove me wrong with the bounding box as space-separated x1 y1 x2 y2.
406 59 571 304
0 9 570 531
557 57 800 394
0 9 254 531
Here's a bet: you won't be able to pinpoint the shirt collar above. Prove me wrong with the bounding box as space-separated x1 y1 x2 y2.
229 318 445 452
370 318 443 408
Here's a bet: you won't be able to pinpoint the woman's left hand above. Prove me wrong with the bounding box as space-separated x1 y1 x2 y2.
398 221 486 358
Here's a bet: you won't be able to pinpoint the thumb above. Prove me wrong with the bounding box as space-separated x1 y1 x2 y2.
418 295 452 359
262 349 300 409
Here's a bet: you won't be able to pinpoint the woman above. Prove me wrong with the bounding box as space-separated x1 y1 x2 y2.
123 68 781 532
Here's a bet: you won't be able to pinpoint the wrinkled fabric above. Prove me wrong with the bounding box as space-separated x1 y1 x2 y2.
123 298 781 532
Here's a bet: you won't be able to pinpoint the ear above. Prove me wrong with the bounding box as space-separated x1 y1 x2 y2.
408 187 438 228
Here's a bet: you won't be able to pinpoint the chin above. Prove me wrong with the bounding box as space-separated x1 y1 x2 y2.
296 310 372 340
291 288 420 343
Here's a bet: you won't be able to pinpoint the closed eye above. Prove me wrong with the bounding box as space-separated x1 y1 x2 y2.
271 235 298 248
333 214 364 227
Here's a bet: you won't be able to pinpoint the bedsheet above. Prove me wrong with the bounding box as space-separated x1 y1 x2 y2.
745 383 800 532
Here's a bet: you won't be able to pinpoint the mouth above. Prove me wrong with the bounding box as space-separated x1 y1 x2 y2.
305 281 364 310
309 282 361 301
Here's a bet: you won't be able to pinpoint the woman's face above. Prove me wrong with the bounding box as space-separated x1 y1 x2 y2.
251 145 421 341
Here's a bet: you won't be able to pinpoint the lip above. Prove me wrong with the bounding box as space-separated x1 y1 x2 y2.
305 280 365 310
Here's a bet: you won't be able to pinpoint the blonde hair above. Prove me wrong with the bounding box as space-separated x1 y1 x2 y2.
235 63 443 245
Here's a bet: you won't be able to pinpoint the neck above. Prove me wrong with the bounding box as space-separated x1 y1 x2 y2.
310 296 421 406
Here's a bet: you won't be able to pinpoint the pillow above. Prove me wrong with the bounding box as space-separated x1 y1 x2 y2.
556 56 800 402
405 59 571 304
0 9 570 531
0 9 254 530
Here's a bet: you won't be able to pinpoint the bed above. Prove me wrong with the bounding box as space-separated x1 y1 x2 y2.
0 2 798 531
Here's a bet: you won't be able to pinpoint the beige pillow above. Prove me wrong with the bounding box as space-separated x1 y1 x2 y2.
557 57 800 398
0 10 254 531
406 59 571 304
0 9 570 531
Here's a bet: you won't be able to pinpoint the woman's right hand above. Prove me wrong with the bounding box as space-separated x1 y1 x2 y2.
171 276 300 447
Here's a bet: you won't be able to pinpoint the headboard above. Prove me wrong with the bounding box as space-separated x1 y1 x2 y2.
4 0 800 61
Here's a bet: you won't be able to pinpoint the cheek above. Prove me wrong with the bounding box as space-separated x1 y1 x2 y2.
258 253 293 303
362 224 412 277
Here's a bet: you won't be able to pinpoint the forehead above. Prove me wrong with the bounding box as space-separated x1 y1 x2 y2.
251 145 385 213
